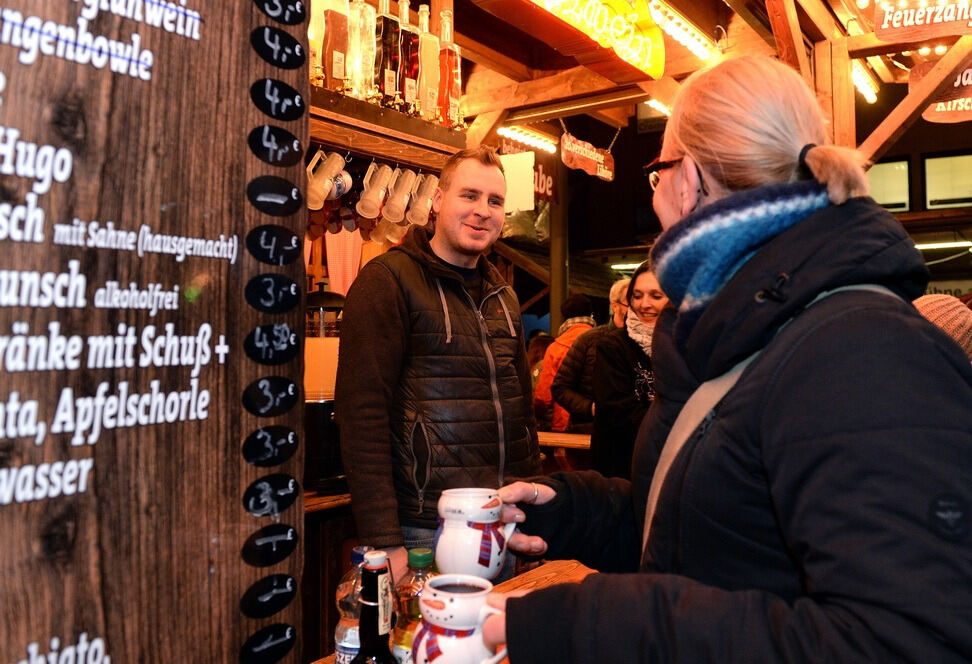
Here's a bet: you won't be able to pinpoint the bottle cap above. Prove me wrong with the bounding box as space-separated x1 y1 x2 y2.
364 550 388 568
407 547 434 568
351 544 374 566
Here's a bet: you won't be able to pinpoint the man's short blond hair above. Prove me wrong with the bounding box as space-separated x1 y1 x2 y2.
439 145 505 191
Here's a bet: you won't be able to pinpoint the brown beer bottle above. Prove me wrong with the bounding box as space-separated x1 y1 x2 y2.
351 550 397 663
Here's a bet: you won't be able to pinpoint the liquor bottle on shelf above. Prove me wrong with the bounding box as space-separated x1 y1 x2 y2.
416 5 439 123
347 0 377 99
391 547 436 664
397 0 421 116
436 9 462 128
322 0 350 92
334 545 374 663
374 0 401 107
351 550 398 664
308 0 326 86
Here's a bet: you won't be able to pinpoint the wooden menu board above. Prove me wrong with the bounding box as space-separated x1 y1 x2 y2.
0 2 308 662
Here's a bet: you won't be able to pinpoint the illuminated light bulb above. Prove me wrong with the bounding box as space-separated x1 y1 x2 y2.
645 98 672 116
919 46 931 55
901 50 911 55
898 0 906 6
857 0 869 7
934 44 947 55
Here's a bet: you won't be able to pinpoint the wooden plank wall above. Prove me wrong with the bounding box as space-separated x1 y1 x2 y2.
0 2 307 662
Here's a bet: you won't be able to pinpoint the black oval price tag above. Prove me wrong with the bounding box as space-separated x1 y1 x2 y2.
242 425 298 467
242 524 299 567
253 0 306 25
247 175 303 217
246 225 302 266
241 574 297 619
248 126 303 167
240 623 296 664
243 473 299 517
244 323 299 366
251 26 305 70
250 78 305 121
242 375 299 417
244 273 300 314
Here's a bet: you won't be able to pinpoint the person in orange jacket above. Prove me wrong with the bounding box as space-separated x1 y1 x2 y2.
533 294 595 431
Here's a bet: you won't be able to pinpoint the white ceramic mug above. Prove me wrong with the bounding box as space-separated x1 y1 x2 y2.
406 173 438 226
325 170 353 200
413 574 507 664
435 488 516 579
306 150 346 210
355 162 394 219
382 168 419 224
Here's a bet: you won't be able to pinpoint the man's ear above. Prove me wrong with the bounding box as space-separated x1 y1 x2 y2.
678 155 703 218
431 187 443 214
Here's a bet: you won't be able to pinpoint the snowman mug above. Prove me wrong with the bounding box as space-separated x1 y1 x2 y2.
413 574 507 664
435 488 517 579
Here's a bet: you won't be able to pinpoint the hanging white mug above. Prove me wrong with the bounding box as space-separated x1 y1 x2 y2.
406 174 439 226
382 168 419 224
325 170 353 200
306 150 346 210
355 163 394 219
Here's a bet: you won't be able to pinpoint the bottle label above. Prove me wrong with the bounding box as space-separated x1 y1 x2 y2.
404 78 417 104
378 573 392 635
392 643 411 664
384 69 397 95
335 644 357 664
332 51 346 80
449 97 459 123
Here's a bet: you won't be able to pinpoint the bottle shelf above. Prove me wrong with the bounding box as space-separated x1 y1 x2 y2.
308 87 466 171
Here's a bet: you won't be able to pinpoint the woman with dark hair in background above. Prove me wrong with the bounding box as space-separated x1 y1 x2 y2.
589 262 669 479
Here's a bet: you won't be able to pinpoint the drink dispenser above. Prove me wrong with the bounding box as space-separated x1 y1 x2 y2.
304 281 349 494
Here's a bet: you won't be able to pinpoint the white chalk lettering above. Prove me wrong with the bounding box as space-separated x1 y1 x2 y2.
138 323 212 378
0 390 45 444
0 320 83 372
78 0 203 41
14 632 111 664
0 260 87 308
0 457 94 504
93 280 180 316
137 224 238 264
0 124 72 194
0 192 45 242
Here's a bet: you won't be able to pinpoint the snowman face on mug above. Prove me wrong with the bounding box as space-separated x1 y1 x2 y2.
419 575 493 630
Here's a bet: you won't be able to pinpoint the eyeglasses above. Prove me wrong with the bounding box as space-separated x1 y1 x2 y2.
643 157 683 191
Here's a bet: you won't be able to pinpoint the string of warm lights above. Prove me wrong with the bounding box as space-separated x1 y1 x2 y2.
647 0 716 61
643 98 672 117
497 126 558 153
852 60 879 104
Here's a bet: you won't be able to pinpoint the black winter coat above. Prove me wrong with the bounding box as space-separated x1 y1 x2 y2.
551 324 612 432
506 197 972 663
590 327 654 479
335 227 541 545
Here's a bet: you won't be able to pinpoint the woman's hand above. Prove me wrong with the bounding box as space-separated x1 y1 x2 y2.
498 481 555 556
482 590 531 651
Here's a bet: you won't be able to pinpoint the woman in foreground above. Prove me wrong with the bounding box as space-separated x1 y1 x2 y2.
483 55 972 663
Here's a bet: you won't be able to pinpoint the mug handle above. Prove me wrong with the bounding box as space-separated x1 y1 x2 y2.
306 148 325 178
477 605 508 664
501 520 517 543
363 161 377 188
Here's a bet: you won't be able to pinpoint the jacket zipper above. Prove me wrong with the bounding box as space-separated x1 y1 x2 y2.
466 286 507 486
408 414 432 514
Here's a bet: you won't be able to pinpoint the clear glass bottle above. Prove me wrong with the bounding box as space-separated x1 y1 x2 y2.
308 0 326 86
350 550 398 664
347 0 376 99
322 0 350 92
416 5 439 122
391 547 436 663
374 0 401 106
397 0 421 115
334 545 374 664
436 9 461 128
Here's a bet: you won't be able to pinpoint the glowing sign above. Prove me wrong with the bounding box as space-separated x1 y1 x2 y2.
528 0 666 78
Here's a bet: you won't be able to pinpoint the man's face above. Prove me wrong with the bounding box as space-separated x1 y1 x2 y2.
429 159 506 268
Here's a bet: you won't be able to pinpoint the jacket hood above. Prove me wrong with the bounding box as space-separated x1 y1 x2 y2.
393 225 507 290
684 196 929 380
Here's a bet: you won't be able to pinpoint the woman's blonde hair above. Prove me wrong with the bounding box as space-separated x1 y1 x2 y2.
666 55 869 204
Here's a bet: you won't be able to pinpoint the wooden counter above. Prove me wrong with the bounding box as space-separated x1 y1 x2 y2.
313 559 595 663
537 431 591 450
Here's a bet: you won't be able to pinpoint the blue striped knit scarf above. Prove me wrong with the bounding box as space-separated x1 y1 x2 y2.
649 180 830 345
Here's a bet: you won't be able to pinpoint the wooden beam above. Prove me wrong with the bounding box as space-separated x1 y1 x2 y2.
518 286 550 313
455 33 535 81
813 40 836 144
832 38 855 148
492 241 549 283
794 0 842 41
720 0 777 48
461 66 618 117
859 35 972 162
466 109 507 148
766 0 814 85
847 32 959 58
590 106 632 129
635 77 682 111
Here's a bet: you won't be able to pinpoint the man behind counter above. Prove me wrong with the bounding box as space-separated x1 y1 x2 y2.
335 146 541 579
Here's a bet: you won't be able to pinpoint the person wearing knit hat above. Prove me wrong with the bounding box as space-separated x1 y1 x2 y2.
914 293 972 360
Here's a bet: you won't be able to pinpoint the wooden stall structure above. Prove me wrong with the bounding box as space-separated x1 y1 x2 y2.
0 2 306 662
